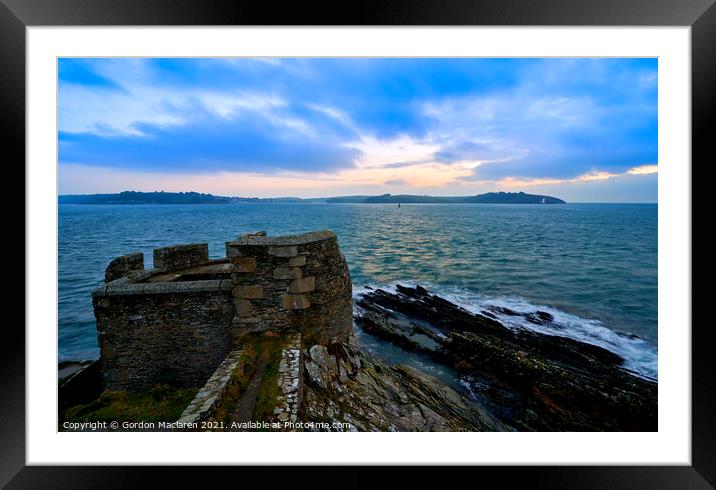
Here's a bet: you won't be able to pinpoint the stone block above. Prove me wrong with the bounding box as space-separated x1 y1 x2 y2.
232 286 264 299
176 280 222 292
281 294 311 310
273 267 302 280
268 245 298 257
289 276 316 293
288 255 307 267
233 256 257 273
234 298 254 316
153 243 208 272
106 283 145 296
142 282 179 294
226 246 241 259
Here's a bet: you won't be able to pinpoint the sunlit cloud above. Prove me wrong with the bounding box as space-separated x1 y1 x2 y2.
627 164 659 175
348 135 440 169
492 164 658 188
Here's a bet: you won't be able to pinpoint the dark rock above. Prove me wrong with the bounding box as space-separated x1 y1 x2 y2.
58 360 103 414
355 285 657 431
525 311 554 325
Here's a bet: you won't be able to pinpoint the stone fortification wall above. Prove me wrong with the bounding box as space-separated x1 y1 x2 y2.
93 241 235 393
92 230 352 394
93 279 234 392
226 230 353 345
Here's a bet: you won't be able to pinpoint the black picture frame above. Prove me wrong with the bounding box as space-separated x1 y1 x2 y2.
2 0 712 487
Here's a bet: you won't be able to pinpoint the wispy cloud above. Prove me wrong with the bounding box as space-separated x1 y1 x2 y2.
492 164 658 188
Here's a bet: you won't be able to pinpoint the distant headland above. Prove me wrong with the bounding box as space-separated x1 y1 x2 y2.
59 190 566 205
335 192 566 204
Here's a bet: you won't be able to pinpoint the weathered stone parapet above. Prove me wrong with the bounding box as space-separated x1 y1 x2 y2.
232 230 336 246
226 230 352 345
93 278 230 297
153 243 209 272
269 245 298 257
176 347 246 426
105 252 144 282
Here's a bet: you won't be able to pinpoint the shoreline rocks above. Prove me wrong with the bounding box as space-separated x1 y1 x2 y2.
302 337 511 431
61 282 657 432
354 284 657 431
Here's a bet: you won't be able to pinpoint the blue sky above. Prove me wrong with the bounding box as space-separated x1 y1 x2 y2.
58 58 658 201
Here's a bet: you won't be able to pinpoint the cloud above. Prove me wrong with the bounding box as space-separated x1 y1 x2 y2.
59 113 362 173
426 90 656 180
384 178 408 186
491 164 658 188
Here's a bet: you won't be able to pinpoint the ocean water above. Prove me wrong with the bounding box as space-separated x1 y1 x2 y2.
58 203 658 378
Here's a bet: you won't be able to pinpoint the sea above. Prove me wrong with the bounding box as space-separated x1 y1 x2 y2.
58 203 658 382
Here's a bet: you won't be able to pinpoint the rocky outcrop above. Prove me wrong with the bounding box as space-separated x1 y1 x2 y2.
354 285 657 431
302 337 510 431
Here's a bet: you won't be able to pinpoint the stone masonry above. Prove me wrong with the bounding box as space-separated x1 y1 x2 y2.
177 346 246 425
274 333 303 427
153 243 208 272
227 230 353 345
92 230 352 394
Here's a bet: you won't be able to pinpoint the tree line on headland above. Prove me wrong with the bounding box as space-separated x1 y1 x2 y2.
58 190 566 205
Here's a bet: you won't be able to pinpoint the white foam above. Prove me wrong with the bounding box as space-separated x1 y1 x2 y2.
352 282 658 380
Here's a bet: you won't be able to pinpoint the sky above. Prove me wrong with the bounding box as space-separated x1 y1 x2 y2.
58 58 658 202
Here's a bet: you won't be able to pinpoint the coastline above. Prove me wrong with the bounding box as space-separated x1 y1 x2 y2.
60 282 657 432
60 280 658 382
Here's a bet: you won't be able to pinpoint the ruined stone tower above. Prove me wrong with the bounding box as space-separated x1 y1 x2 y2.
92 230 352 393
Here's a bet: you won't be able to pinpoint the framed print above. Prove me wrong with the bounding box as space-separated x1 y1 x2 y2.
2 0 713 487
